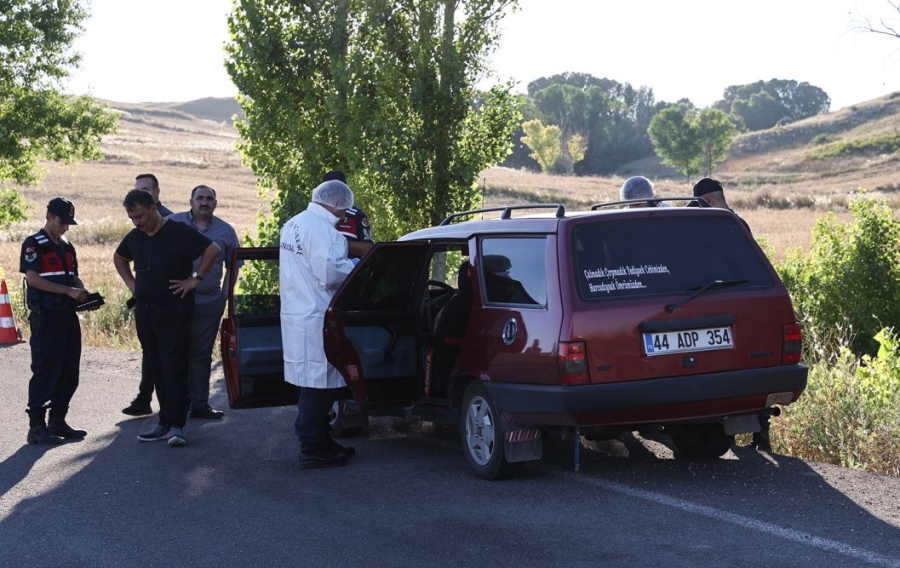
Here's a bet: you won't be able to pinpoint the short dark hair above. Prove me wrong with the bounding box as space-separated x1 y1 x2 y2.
123 189 156 210
322 170 346 183
191 185 216 199
693 178 723 197
135 173 159 189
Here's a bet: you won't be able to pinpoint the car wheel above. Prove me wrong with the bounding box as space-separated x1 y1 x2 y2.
670 424 734 458
459 381 518 480
329 400 366 438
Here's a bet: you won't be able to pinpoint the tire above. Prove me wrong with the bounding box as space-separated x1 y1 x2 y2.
670 424 734 459
329 400 367 438
459 381 518 480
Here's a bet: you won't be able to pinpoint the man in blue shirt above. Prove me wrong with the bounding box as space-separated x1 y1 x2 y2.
167 185 241 419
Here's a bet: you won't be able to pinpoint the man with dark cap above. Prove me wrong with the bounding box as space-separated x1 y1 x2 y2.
321 170 374 258
691 178 734 211
692 178 770 451
19 198 92 444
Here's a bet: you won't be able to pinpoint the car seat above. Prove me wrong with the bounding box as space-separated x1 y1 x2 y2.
430 262 472 397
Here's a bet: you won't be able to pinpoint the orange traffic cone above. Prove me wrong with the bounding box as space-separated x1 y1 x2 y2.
0 279 25 344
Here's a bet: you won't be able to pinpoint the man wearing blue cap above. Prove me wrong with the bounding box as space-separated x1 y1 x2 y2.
19 197 92 444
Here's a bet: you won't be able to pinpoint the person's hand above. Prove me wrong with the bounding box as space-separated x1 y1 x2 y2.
68 287 88 303
169 277 200 298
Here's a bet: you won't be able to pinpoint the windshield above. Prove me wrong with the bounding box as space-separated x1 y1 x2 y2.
572 216 773 301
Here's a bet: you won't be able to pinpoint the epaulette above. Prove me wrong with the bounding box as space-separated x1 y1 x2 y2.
32 232 50 246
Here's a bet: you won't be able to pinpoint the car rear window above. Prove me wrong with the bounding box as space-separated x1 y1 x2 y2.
572 216 773 301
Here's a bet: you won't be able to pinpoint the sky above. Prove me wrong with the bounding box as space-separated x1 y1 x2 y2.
67 0 900 111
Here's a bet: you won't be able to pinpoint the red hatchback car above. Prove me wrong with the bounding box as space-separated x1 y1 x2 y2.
221 202 808 479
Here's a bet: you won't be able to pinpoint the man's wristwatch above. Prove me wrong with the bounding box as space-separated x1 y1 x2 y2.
191 271 204 280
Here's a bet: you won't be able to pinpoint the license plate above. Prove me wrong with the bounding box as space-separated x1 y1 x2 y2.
643 326 734 356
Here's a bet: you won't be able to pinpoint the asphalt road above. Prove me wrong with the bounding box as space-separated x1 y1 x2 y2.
1 342 899 567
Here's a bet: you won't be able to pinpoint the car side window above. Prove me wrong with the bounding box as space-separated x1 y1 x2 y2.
479 237 547 307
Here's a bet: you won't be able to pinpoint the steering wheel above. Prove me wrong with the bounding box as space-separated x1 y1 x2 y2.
425 279 455 308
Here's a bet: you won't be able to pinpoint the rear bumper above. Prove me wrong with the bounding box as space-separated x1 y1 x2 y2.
483 365 808 426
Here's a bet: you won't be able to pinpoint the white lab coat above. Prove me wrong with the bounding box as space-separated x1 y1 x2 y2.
279 203 356 388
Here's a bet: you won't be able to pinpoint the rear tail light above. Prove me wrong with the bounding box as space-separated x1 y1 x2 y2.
558 341 589 385
783 323 802 364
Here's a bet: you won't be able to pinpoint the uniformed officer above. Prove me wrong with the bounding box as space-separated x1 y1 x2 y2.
19 197 91 444
322 170 374 258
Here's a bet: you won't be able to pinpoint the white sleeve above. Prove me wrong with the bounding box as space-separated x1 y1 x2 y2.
309 226 355 290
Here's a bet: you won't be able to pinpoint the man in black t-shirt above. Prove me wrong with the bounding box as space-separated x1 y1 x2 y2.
113 190 220 447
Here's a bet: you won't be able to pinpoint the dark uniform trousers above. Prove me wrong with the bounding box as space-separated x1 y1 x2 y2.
294 386 342 445
135 300 193 428
28 309 81 412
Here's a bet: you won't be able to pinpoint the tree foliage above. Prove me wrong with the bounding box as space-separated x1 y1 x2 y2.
520 119 561 172
713 79 830 131
225 0 520 245
504 72 662 175
567 133 585 163
777 195 900 358
0 0 118 204
647 105 701 179
648 105 736 179
695 108 736 177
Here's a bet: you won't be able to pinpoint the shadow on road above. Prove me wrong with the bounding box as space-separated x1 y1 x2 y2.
1 342 898 566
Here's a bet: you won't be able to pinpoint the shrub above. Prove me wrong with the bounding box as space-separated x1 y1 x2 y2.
777 194 900 357
550 154 574 176
807 132 900 159
777 328 900 477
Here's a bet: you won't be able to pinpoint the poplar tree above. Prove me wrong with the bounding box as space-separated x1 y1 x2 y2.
226 0 520 243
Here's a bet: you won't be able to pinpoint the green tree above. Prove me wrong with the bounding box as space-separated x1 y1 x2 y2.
695 108 736 177
0 0 118 227
520 119 561 172
521 72 661 174
647 104 701 179
648 105 736 179
713 79 830 131
567 133 586 163
226 0 520 245
731 91 788 131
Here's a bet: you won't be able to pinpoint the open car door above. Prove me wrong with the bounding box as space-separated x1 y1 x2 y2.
220 247 298 408
324 242 431 413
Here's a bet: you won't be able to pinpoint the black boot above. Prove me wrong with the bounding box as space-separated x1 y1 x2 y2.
298 441 350 469
27 408 64 445
48 406 87 439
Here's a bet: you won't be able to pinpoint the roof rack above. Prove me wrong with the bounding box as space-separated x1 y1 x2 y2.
439 204 566 226
590 197 711 210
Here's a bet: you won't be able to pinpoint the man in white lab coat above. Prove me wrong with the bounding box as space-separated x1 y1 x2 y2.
280 180 359 469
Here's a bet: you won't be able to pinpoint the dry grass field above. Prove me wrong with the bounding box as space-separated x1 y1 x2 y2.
1 93 898 346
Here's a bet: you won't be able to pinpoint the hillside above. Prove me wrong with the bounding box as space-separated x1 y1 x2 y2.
4 91 900 262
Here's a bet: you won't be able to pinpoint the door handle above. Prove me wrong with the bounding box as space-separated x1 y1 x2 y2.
502 318 518 346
